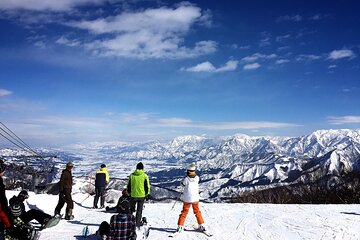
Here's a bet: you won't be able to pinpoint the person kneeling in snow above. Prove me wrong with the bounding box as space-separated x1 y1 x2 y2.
105 188 131 213
9 190 59 229
176 163 206 233
107 198 136 240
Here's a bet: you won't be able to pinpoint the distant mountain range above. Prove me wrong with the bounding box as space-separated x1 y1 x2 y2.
1 129 360 201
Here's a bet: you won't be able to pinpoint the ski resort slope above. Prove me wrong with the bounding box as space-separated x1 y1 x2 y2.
7 191 360 240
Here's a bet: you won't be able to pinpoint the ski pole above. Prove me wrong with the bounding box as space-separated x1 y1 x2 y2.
81 171 93 204
171 192 182 210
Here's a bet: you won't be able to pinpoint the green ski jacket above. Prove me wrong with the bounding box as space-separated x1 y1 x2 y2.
127 169 150 198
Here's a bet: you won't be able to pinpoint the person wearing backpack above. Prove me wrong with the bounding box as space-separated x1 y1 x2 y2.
93 164 109 209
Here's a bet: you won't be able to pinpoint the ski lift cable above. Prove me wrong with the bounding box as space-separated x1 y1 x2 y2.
0 127 39 157
0 122 42 157
0 122 40 156
0 131 34 155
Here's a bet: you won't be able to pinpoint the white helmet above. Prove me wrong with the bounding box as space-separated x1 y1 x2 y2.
187 163 196 171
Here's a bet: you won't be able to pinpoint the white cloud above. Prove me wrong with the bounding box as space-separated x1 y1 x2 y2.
276 14 302 22
241 53 277 62
183 61 216 72
328 116 360 125
277 46 291 51
328 49 356 60
258 31 271 47
0 0 105 11
276 59 290 64
1 113 300 146
56 36 81 47
328 64 337 69
156 118 193 127
0 89 12 97
243 63 261 70
276 34 291 42
238 45 251 50
198 121 300 130
151 118 299 130
69 4 217 59
308 14 329 21
216 60 239 72
182 60 238 73
296 54 322 62
259 37 271 47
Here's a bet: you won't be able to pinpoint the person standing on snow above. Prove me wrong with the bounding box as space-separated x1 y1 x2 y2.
127 162 150 227
54 161 74 220
93 164 109 209
176 163 206 233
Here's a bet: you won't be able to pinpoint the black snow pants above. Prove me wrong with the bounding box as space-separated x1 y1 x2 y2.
130 197 144 227
21 209 51 225
54 188 73 215
93 187 106 208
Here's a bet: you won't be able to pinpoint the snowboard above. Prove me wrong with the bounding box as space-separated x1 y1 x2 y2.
41 215 61 230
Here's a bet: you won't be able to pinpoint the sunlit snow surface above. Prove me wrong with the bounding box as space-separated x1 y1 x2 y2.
6 190 360 240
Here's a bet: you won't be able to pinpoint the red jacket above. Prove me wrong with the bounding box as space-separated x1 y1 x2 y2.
0 177 11 228
0 203 11 228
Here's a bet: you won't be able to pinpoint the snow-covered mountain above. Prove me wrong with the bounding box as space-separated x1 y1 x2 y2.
1 129 360 201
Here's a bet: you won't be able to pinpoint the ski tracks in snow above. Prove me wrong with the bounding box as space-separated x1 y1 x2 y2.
8 191 360 240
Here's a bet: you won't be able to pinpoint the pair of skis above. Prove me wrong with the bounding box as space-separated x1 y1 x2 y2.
169 226 213 238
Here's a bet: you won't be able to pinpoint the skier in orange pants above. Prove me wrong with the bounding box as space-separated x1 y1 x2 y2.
176 163 206 233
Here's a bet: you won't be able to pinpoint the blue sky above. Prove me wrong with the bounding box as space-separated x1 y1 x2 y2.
0 0 360 147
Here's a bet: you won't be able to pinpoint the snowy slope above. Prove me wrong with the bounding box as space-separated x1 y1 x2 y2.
6 190 360 240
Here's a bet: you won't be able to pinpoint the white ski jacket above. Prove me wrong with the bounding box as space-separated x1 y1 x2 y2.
181 175 200 203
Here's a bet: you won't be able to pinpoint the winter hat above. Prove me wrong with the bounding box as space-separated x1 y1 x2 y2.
119 199 130 213
0 158 7 173
136 162 144 170
101 164 106 168
18 190 29 200
187 163 196 171
11 204 22 217
66 161 74 168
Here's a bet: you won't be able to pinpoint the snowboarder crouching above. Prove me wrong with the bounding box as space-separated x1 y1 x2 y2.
9 190 60 229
